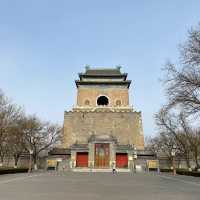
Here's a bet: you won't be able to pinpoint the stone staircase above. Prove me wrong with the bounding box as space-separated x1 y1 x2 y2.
72 168 131 172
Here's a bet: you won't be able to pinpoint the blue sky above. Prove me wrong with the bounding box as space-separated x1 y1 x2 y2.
0 0 200 136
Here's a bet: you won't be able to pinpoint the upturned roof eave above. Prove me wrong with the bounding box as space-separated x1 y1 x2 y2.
75 80 131 88
78 73 128 80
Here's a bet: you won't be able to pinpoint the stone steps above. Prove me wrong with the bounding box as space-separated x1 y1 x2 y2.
72 168 131 172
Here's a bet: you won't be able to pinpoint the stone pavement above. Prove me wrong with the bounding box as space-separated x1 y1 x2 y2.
0 171 200 200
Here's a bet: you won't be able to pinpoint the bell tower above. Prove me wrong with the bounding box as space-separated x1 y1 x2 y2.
62 66 144 170
74 66 133 111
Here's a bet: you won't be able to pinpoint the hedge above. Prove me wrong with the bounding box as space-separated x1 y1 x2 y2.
159 168 200 177
176 170 200 177
160 168 173 172
0 168 29 175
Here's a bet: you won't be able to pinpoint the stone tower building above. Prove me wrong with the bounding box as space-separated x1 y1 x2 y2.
60 67 145 169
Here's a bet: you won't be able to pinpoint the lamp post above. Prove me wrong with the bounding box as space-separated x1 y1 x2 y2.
133 147 137 173
28 136 34 173
155 150 160 174
28 149 33 173
171 145 177 176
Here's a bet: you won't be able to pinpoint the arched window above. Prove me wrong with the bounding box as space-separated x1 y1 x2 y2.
97 96 109 106
85 99 90 106
116 100 122 106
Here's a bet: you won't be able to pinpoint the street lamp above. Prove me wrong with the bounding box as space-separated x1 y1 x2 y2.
28 136 34 173
133 147 137 173
171 144 177 176
155 149 160 174
28 149 33 173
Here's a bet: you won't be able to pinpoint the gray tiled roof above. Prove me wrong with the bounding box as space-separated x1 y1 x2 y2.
48 148 71 155
85 68 122 76
70 144 89 150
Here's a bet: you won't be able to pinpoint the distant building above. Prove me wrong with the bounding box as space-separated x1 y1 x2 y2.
49 67 149 171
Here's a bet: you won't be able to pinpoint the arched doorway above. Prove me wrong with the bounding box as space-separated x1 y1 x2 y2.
95 143 110 168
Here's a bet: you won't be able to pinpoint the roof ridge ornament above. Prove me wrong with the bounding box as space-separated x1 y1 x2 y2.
116 65 122 71
85 65 90 71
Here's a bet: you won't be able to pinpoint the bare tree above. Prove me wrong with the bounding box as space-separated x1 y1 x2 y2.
163 24 200 116
181 24 200 66
0 89 62 169
7 117 27 168
179 113 200 169
163 63 200 115
155 108 192 169
0 90 23 166
147 132 177 168
154 24 200 170
23 116 61 170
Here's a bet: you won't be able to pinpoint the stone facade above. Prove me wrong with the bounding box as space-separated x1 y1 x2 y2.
76 86 129 107
56 67 145 170
63 111 144 150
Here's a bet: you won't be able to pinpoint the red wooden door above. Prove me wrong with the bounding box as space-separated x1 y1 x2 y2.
116 153 128 168
76 152 88 167
95 143 110 168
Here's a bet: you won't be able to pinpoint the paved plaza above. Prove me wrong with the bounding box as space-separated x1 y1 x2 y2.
0 171 200 200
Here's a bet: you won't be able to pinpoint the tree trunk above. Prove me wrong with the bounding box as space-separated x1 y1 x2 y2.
13 154 20 168
194 150 200 170
184 153 191 169
0 154 4 166
6 155 11 167
177 157 181 169
33 154 38 170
